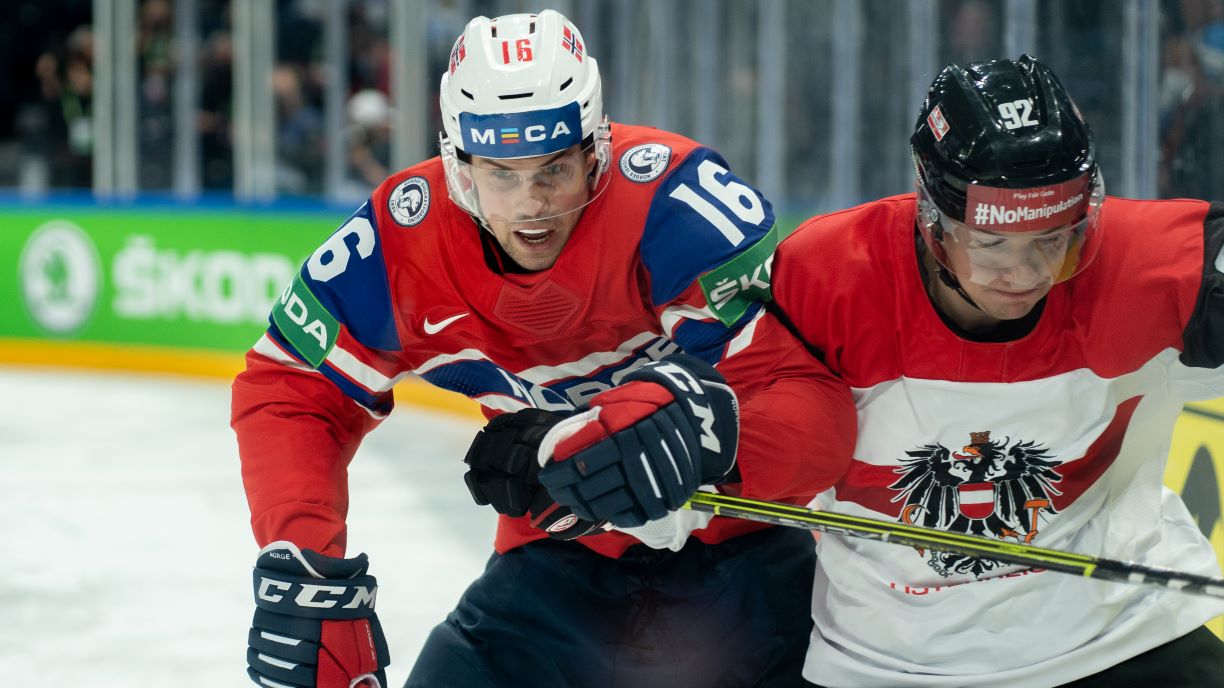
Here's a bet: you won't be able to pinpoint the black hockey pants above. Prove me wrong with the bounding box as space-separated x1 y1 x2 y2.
405 525 817 688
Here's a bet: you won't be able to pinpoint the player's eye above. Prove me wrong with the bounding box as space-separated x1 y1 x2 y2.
969 238 1005 250
485 169 523 189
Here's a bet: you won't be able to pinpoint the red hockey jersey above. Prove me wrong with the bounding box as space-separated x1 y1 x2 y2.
232 123 855 560
774 194 1224 686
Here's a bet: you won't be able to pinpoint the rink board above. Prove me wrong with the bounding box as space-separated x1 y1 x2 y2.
1167 399 1224 637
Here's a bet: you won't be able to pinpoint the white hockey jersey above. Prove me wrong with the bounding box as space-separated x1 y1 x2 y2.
773 194 1224 687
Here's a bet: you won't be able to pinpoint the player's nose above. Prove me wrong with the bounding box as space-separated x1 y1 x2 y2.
515 189 550 216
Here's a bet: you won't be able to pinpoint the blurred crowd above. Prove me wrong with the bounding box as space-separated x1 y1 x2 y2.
2 0 92 188
2 0 465 198
1159 0 1224 199
2 0 1223 201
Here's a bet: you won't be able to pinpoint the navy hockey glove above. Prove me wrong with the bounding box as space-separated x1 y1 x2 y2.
537 354 739 528
463 408 609 540
248 542 390 688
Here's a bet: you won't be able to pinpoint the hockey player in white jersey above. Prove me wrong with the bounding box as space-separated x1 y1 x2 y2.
773 55 1224 686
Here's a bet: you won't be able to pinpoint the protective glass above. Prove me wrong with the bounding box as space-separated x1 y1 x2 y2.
917 173 1105 288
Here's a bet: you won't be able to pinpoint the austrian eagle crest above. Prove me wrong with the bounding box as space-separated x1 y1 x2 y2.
890 430 1064 578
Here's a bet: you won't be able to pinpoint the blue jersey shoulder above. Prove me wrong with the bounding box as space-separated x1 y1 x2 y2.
639 147 778 318
269 200 401 368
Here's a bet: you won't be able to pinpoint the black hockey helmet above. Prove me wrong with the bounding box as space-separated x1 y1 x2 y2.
911 55 1105 287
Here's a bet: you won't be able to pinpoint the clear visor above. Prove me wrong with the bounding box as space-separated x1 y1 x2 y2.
916 175 1105 289
441 134 612 226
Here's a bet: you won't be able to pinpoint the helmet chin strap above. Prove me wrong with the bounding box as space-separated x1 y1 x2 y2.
935 263 984 312
917 230 985 314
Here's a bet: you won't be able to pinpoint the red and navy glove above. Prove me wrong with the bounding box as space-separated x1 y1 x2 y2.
537 354 739 528
248 542 390 688
463 408 609 540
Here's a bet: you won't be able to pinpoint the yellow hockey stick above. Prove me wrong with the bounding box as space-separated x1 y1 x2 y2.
683 491 1224 599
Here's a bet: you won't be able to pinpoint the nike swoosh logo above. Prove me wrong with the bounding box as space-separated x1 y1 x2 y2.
423 312 469 335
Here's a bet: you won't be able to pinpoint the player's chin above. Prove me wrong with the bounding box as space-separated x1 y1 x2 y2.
982 294 1044 320
509 242 563 271
513 253 561 271
975 282 1048 313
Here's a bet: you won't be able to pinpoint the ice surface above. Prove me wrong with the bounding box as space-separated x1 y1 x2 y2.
0 366 491 686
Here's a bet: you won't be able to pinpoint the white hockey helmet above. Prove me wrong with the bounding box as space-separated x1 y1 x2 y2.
439 10 611 223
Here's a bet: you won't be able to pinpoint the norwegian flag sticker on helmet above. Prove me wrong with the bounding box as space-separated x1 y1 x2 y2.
561 25 584 62
448 35 466 75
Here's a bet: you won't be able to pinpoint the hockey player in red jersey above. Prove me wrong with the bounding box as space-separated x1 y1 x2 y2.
773 55 1224 687
232 10 855 688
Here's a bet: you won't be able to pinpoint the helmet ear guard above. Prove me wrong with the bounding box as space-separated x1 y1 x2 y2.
438 132 480 216
915 187 944 242
590 116 612 186
915 180 951 267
